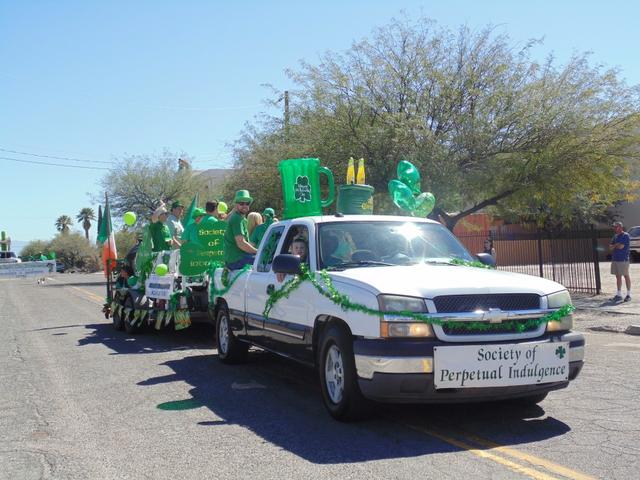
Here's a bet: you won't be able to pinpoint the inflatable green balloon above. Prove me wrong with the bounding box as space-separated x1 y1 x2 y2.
414 192 436 217
217 201 228 214
124 211 137 226
127 276 138 287
155 263 168 276
397 160 421 194
388 179 416 211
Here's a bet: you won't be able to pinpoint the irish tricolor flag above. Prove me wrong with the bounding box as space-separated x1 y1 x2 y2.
97 195 117 277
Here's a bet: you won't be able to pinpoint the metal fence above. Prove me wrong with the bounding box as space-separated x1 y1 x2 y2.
456 226 602 294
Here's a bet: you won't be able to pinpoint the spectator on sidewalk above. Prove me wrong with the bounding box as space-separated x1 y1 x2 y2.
609 221 631 302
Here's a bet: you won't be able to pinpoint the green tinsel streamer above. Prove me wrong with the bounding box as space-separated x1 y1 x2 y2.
208 264 251 304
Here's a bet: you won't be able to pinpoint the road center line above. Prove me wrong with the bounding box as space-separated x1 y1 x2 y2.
459 431 596 480
404 425 559 480
68 285 105 304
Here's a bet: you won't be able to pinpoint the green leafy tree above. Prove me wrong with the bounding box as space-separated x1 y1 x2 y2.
55 215 73 234
114 228 138 258
76 207 96 240
228 17 640 229
98 150 206 222
20 240 51 259
49 232 100 271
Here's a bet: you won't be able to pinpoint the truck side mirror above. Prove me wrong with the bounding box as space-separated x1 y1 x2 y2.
475 253 496 268
272 254 302 275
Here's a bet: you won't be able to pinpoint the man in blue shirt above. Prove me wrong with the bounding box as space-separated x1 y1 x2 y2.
609 221 631 302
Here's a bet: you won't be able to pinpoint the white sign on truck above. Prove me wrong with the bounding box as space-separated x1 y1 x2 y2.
145 274 174 299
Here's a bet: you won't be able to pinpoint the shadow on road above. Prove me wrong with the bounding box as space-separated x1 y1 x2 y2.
78 321 572 464
78 322 215 354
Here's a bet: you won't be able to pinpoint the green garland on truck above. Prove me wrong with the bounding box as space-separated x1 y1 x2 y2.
262 265 574 333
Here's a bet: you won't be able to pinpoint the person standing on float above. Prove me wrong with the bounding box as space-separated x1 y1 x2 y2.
223 190 258 269
165 200 185 248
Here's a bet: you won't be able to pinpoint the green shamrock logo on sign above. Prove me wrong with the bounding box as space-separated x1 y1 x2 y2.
294 175 312 203
555 346 566 359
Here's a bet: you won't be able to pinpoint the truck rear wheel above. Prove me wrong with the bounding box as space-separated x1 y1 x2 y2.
216 306 248 364
318 324 369 421
112 299 124 331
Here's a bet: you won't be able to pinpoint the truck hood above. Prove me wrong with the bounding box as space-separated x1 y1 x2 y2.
328 263 566 298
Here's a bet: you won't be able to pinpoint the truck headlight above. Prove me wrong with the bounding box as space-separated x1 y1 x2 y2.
545 290 573 332
378 295 434 338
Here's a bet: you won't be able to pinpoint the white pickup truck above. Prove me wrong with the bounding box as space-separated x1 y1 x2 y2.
211 215 584 421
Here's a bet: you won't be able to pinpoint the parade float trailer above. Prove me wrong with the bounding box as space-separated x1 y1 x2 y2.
105 158 583 421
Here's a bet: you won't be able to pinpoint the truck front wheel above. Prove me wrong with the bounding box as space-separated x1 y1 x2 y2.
216 306 248 364
319 324 369 421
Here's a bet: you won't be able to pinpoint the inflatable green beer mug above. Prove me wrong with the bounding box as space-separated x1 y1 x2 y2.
278 158 335 219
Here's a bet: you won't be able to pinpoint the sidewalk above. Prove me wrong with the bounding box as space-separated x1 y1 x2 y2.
571 261 640 334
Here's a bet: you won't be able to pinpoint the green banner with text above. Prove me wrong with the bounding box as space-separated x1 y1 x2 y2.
179 219 226 276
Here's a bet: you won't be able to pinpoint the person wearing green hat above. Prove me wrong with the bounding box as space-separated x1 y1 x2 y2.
223 190 258 269
249 207 277 248
180 208 207 246
166 200 185 248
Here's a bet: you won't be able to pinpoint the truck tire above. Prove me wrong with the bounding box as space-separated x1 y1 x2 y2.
318 324 370 421
216 306 248 364
123 295 143 334
112 299 124 331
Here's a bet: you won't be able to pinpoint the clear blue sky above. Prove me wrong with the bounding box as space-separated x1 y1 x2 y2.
1 0 638 246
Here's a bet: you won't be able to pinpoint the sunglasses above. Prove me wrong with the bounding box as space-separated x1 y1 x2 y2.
237 202 250 206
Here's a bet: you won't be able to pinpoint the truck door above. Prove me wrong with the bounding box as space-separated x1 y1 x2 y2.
244 225 285 344
260 224 313 363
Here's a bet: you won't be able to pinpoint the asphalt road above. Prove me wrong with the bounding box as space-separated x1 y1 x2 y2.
1 273 639 480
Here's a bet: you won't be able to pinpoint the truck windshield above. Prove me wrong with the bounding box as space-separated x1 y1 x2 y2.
318 221 474 270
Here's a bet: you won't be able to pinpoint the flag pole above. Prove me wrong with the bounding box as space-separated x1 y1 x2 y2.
105 192 112 303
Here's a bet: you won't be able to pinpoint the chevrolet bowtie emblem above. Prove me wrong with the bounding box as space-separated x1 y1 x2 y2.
482 308 508 323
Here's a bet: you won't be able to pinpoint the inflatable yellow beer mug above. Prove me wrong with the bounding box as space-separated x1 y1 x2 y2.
278 158 335 219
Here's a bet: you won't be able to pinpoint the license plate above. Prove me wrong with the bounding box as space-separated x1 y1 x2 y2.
434 342 569 389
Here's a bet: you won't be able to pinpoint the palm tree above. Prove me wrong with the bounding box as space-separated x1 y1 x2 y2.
55 215 73 234
76 207 96 240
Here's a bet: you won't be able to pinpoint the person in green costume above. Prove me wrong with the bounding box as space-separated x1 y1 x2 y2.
249 207 276 247
149 206 172 252
180 208 207 245
205 201 220 221
223 190 257 269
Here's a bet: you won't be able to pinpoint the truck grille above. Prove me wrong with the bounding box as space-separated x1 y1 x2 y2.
441 320 540 336
433 294 541 313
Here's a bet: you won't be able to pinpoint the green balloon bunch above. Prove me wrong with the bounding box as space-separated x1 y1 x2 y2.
387 161 436 217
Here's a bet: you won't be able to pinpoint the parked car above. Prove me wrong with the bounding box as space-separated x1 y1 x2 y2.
628 226 640 261
0 251 21 263
56 263 66 273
